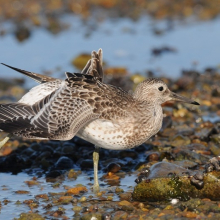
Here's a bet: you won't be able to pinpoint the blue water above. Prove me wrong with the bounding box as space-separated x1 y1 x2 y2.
0 15 220 88
0 171 136 219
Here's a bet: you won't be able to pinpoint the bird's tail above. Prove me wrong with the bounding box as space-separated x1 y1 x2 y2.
1 63 57 83
0 103 34 133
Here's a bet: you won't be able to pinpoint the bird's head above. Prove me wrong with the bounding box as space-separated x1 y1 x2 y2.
133 78 199 106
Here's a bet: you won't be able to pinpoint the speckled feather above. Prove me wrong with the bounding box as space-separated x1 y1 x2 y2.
0 49 176 150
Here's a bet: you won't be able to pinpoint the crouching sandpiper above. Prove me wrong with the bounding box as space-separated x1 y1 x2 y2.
0 49 199 192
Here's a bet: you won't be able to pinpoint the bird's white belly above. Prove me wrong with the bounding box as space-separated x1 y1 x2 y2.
77 119 131 150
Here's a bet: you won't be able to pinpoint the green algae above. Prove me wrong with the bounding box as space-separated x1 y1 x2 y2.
132 171 220 202
16 212 45 220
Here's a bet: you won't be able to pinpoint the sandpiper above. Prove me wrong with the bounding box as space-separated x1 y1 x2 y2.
0 49 199 192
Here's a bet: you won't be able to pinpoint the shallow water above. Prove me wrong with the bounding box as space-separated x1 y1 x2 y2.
0 171 136 219
1 15 220 88
203 114 220 123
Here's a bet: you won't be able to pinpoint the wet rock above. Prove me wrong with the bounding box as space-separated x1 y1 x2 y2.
30 143 43 151
14 190 30 194
67 169 80 179
119 192 132 201
141 162 190 179
145 152 160 162
190 171 204 189
0 154 27 174
211 86 220 96
210 134 220 144
46 170 63 178
21 148 35 156
205 156 220 172
79 196 87 202
42 144 55 153
106 163 121 173
194 127 214 140
101 158 126 167
72 206 82 212
66 186 87 195
113 211 128 220
17 212 45 220
134 143 153 152
175 149 210 164
35 194 49 200
173 160 198 169
102 172 120 185
54 156 74 170
170 135 191 147
38 151 52 159
119 150 138 159
133 162 220 201
178 127 195 136
79 159 94 170
80 213 103 220
62 143 76 154
118 200 135 211
160 127 177 137
159 151 175 161
210 142 220 156
58 196 73 204
39 158 51 170
25 180 39 186
173 108 192 118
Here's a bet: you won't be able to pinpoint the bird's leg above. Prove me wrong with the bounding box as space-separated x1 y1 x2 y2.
93 146 100 193
0 133 11 149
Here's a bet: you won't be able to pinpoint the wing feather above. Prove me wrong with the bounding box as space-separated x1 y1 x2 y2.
1 63 57 83
0 103 35 133
29 81 99 140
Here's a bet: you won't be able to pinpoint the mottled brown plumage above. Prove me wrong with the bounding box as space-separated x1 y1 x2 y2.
0 48 199 192
0 49 199 150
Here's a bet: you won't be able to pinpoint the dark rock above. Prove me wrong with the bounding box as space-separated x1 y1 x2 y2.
54 156 74 170
146 152 160 162
135 143 153 152
205 156 220 172
190 172 204 189
62 143 75 154
37 151 52 159
46 170 63 178
21 147 35 156
107 163 121 173
30 143 43 151
119 150 138 159
79 159 94 170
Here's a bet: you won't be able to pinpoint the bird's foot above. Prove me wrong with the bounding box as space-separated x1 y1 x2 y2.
0 136 9 149
93 182 100 194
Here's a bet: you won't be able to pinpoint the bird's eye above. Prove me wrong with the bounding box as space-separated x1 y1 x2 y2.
158 86 164 91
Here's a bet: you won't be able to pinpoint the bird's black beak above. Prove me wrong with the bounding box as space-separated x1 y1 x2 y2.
170 92 200 105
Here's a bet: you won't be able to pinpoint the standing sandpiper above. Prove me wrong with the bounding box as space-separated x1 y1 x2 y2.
0 49 199 192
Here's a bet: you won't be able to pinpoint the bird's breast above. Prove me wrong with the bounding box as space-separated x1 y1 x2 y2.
77 106 164 150
77 119 136 150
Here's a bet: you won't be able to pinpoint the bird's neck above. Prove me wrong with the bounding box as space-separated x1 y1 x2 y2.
139 101 163 129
